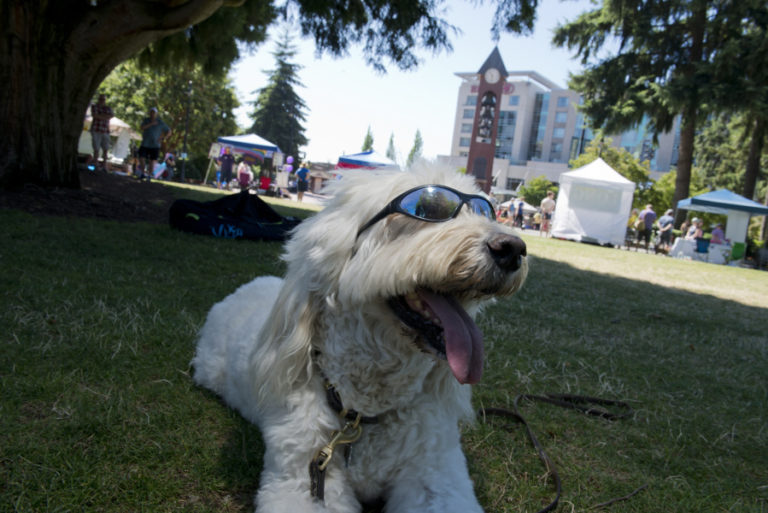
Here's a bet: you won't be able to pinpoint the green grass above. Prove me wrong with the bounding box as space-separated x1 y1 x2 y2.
1 191 766 512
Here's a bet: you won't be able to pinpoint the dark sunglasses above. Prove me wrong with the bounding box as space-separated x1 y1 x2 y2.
356 185 496 237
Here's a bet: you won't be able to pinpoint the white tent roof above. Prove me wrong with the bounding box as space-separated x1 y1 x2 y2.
560 157 634 185
551 158 636 246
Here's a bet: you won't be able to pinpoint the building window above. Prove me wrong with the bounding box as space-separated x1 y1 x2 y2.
463 109 474 119
550 142 563 161
495 110 516 160
506 178 524 190
555 111 568 124
553 127 565 139
528 92 549 160
459 137 471 147
465 95 477 106
509 95 519 106
461 123 472 134
556 96 569 108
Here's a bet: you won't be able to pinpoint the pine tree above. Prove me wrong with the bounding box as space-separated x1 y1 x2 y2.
406 130 423 168
386 133 397 163
553 0 754 225
362 127 374 152
249 32 309 161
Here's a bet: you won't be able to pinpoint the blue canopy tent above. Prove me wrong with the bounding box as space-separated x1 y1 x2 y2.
677 189 768 243
205 134 282 185
216 134 281 163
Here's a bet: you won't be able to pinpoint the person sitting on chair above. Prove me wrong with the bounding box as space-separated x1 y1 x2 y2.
710 222 729 245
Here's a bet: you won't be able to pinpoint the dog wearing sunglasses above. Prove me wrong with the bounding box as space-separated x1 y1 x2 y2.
192 164 528 513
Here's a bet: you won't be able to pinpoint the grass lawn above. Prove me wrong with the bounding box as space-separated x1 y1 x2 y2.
1 185 766 512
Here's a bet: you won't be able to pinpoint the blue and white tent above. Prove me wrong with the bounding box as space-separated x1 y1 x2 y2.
336 150 399 170
677 189 768 243
217 134 281 162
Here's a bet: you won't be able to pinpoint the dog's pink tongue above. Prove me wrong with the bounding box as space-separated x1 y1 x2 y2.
418 290 484 384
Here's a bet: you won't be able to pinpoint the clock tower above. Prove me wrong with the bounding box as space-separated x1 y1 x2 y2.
466 47 507 193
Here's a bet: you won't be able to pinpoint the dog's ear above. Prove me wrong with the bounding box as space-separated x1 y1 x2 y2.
248 271 318 405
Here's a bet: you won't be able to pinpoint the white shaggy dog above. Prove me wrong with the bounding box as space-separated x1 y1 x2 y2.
192 165 528 513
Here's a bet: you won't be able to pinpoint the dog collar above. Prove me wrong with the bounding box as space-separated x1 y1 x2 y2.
324 381 380 425
309 379 380 502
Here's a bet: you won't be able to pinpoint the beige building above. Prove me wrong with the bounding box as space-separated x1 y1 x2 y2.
438 67 680 198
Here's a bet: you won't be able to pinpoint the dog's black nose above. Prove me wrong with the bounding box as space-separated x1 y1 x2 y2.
487 234 527 272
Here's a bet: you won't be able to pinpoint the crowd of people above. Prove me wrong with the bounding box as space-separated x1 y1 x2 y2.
496 191 557 237
87 94 734 245
496 188 730 255
627 206 730 253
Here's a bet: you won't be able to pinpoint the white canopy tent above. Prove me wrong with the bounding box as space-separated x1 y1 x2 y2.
551 158 636 246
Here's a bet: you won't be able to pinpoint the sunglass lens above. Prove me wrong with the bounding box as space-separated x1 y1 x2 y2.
400 187 461 220
469 198 495 219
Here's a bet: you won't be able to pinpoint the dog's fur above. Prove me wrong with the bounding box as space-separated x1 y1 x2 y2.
192 165 528 512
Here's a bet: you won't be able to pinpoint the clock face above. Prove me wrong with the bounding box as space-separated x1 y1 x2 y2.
484 68 500 84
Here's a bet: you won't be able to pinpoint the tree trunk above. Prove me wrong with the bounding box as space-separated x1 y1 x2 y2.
673 109 697 227
744 117 765 201
672 2 706 227
0 0 226 190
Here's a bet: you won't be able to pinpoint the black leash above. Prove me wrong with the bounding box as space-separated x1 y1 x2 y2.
479 393 639 513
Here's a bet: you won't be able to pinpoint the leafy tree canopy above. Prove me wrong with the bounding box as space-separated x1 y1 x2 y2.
1 0 541 189
100 61 240 180
517 175 556 208
569 137 661 210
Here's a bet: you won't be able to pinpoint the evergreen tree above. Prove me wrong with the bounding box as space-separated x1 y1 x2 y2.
362 127 374 152
0 0 539 189
705 0 768 205
386 133 397 163
249 32 308 160
694 114 749 192
553 0 752 225
406 130 423 168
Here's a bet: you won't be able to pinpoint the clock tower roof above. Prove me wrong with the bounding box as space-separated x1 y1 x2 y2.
477 47 508 78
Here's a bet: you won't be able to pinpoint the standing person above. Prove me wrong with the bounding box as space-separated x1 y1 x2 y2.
637 204 657 251
138 107 170 181
296 161 310 202
657 208 675 251
90 94 113 170
514 196 525 228
539 191 556 236
217 146 236 190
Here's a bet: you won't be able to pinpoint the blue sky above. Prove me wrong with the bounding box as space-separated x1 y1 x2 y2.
230 0 594 166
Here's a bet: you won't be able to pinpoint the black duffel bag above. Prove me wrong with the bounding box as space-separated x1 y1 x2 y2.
169 191 301 241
